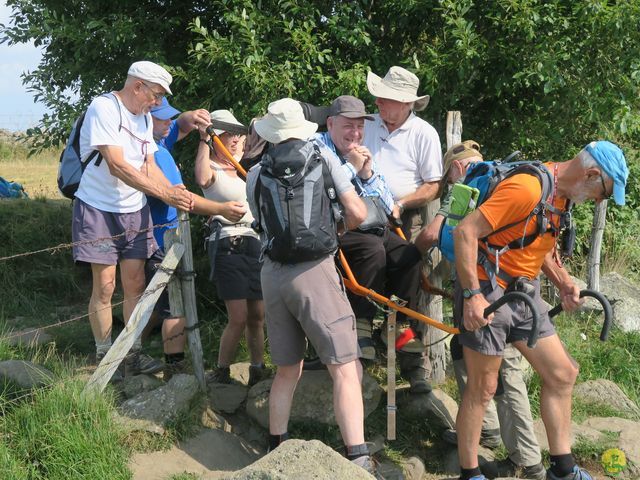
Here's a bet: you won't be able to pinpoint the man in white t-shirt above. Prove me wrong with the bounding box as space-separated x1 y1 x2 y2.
363 66 443 393
72 60 195 380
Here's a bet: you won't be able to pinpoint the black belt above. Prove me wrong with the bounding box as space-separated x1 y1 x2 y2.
356 225 387 236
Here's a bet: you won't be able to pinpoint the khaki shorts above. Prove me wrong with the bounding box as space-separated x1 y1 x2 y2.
454 277 556 356
261 255 358 366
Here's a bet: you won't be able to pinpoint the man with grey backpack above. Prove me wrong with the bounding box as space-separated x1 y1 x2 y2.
247 98 387 477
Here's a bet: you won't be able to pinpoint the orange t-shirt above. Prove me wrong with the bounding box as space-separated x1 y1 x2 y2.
477 163 565 287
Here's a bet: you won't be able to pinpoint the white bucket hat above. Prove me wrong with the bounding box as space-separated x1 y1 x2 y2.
254 98 318 144
367 66 430 111
128 61 173 95
210 109 245 135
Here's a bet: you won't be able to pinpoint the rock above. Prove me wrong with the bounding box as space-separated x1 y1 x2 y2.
130 428 260 480
597 272 640 332
201 406 232 432
4 328 53 347
223 439 375 479
367 434 386 455
122 374 163 399
582 417 640 475
111 412 165 435
397 387 458 430
246 370 382 429
209 382 248 414
573 379 640 418
230 362 251 385
0 360 54 388
399 456 425 480
118 374 198 426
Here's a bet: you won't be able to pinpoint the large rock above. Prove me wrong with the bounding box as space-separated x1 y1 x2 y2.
119 374 198 426
397 387 458 430
4 328 53 347
582 417 640 477
578 272 640 332
533 419 605 452
573 379 640 418
246 370 382 429
122 374 163 399
209 382 248 414
0 360 54 388
223 439 375 480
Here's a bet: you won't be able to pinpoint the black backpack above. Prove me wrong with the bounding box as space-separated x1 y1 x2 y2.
253 139 341 263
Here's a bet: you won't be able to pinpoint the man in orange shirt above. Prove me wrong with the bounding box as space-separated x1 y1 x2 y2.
453 141 628 480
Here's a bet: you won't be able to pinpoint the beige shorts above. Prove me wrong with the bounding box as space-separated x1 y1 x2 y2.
261 255 358 366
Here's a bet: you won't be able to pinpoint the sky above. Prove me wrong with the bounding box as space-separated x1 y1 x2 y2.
0 1 49 131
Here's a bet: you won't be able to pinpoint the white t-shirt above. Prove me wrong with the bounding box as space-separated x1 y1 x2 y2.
363 113 443 200
76 93 157 213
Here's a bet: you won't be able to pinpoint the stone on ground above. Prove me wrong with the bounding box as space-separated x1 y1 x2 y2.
0 359 54 388
4 327 53 347
209 382 248 414
397 387 458 430
573 379 640 418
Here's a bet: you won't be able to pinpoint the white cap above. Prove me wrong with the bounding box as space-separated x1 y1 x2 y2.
128 61 173 95
254 98 318 144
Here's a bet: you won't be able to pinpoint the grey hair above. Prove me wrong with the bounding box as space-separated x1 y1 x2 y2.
577 146 610 181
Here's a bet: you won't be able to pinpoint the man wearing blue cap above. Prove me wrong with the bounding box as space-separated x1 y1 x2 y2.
452 141 628 480
144 98 246 378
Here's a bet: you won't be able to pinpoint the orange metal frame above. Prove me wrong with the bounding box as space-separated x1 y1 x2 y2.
209 131 459 335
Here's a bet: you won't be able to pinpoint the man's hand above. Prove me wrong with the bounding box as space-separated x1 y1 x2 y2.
559 280 582 312
344 147 367 172
164 184 195 211
220 201 246 223
462 294 494 332
354 146 373 179
186 109 211 131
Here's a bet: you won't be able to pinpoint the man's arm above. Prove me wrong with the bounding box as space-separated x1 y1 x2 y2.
176 109 211 141
397 181 440 211
338 189 367 230
541 251 582 311
191 195 246 222
453 209 495 331
98 146 194 211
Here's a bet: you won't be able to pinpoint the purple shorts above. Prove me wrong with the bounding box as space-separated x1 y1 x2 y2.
72 199 157 265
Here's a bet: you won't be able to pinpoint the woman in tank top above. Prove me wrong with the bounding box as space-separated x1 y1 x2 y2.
195 110 266 386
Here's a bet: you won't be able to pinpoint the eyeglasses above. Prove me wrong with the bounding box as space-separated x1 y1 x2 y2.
599 173 611 200
140 81 165 101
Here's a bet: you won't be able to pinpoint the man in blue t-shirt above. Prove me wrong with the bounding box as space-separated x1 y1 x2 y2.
143 98 245 379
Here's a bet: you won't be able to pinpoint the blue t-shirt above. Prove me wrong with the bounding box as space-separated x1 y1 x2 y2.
147 121 183 251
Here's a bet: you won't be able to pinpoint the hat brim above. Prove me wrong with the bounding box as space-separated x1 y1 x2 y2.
613 183 626 206
367 71 430 111
254 118 318 144
151 105 181 120
338 112 374 121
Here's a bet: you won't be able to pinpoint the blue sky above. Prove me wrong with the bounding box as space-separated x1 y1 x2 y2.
0 1 48 131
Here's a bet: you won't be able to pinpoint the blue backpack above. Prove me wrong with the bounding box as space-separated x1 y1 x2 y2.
57 93 129 199
0 176 28 199
438 158 561 272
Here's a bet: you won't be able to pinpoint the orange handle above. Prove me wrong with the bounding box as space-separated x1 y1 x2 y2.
210 134 247 178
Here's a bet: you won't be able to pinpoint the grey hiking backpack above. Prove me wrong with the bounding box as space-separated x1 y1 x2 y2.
253 139 341 263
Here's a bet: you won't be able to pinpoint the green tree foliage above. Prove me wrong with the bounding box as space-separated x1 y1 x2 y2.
2 0 639 161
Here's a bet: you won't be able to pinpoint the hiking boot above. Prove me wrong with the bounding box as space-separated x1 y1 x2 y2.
442 428 501 449
164 359 188 382
494 459 546 480
96 351 123 383
351 455 385 479
207 366 231 384
248 364 270 386
124 351 141 377
356 318 376 360
402 367 432 394
137 353 165 374
546 466 594 480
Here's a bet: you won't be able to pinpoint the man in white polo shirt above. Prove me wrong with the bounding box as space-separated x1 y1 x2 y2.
363 65 443 393
72 60 194 380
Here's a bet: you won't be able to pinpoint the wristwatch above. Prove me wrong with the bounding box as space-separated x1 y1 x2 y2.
396 201 405 215
462 288 483 299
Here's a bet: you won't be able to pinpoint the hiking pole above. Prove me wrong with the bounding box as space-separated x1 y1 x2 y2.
205 125 248 179
548 289 612 341
386 304 398 441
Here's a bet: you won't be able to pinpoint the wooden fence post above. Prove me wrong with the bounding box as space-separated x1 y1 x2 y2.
84 243 185 394
587 200 608 291
176 211 207 391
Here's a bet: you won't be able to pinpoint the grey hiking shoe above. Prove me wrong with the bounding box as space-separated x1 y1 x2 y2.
164 359 188 382
248 364 270 386
546 466 594 480
136 353 164 374
493 459 546 480
207 366 231 384
351 455 385 479
402 367 432 394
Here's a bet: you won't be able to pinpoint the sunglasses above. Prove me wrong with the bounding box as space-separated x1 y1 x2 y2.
140 81 165 101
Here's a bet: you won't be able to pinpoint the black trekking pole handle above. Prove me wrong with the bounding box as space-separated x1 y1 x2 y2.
483 291 541 348
548 289 612 341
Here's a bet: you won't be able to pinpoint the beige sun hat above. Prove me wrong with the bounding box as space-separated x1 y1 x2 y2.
210 109 245 136
254 98 318 144
367 66 430 111
128 61 173 95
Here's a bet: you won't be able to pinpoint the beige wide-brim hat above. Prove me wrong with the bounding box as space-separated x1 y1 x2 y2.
254 98 318 144
367 66 430 111
210 109 245 136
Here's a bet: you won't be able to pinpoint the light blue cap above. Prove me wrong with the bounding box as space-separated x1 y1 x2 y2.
150 97 181 120
585 140 628 205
